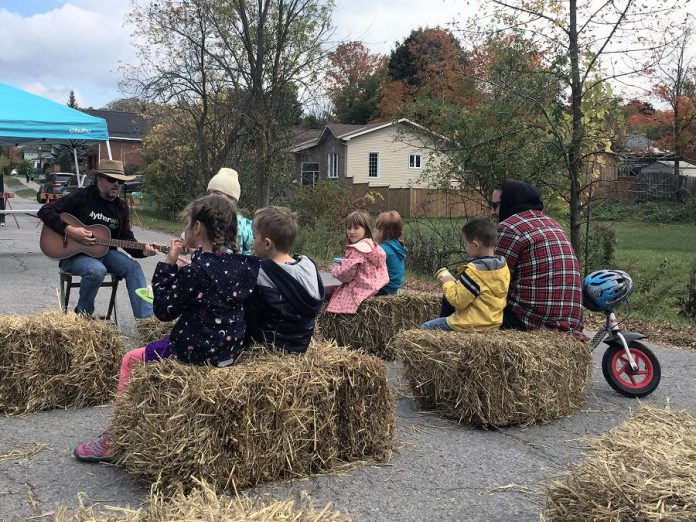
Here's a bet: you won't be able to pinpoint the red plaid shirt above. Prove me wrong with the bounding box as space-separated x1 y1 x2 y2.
495 210 583 335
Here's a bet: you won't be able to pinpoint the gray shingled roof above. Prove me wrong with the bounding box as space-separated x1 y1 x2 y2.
82 109 148 140
326 122 386 138
288 127 323 148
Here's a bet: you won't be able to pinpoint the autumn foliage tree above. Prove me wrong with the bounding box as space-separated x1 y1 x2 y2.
455 0 686 255
326 41 385 124
652 25 696 171
124 0 333 210
412 33 564 201
379 27 471 121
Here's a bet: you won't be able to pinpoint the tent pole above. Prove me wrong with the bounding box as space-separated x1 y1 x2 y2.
73 148 83 188
106 140 113 160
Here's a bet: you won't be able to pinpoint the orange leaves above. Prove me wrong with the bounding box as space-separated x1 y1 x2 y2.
327 41 383 99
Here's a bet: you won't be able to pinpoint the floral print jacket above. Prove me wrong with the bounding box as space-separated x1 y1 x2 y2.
327 239 389 314
152 249 260 365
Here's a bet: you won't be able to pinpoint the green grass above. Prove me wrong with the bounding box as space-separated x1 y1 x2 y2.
403 215 696 324
132 207 181 235
129 202 696 324
4 176 21 186
610 222 696 323
14 188 37 199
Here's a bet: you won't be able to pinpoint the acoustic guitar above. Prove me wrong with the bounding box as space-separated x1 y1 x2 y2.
40 212 169 260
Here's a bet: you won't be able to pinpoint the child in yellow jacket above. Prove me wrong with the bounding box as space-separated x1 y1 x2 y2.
422 218 510 331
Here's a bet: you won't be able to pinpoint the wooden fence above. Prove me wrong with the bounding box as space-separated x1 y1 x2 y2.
350 183 487 218
594 173 696 203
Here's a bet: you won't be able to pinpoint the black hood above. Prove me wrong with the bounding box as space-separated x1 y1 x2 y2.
499 180 544 221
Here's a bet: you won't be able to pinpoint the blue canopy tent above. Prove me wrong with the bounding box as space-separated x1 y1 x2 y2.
0 82 110 186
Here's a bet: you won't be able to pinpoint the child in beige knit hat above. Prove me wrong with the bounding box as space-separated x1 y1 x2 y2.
207 168 253 255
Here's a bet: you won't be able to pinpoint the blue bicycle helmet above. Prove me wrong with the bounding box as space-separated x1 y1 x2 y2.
582 270 634 312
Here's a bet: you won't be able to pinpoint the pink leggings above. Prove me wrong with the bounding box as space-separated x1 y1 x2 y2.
117 347 146 394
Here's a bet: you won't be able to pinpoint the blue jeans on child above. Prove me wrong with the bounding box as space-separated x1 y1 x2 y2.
60 249 154 318
421 317 452 331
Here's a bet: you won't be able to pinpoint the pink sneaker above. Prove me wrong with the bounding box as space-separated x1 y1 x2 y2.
73 432 113 463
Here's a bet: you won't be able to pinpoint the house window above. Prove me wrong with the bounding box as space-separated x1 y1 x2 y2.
409 154 422 169
368 152 379 178
328 152 339 179
301 162 320 186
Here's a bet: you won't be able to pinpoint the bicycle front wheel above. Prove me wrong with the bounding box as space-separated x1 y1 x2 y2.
601 341 661 398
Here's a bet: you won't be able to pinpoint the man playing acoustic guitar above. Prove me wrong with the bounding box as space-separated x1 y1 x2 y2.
37 160 157 319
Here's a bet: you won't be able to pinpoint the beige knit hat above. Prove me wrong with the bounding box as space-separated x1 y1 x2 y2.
207 168 241 202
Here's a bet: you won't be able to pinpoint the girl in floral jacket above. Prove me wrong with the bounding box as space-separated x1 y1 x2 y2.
327 210 389 314
73 194 260 463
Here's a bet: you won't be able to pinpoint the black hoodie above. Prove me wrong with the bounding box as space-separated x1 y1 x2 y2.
498 180 544 222
245 257 325 353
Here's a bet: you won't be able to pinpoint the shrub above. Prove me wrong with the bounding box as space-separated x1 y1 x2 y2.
625 258 680 318
290 180 384 263
583 223 617 274
141 159 190 219
293 216 344 265
405 219 465 276
291 179 352 231
291 179 383 231
592 200 696 225
678 259 696 320
16 159 31 180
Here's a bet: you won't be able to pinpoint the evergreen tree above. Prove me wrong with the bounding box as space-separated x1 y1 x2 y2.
67 90 78 108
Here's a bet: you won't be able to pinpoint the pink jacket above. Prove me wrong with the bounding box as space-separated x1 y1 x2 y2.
327 239 389 314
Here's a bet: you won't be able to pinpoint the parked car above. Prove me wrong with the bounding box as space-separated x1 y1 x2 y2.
62 174 94 196
36 172 74 203
122 175 143 196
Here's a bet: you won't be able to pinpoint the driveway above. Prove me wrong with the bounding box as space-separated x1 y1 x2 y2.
0 192 693 521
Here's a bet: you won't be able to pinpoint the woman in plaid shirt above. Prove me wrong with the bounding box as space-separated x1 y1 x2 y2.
490 180 584 337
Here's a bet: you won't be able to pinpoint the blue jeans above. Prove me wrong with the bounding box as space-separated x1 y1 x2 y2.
421 317 452 331
60 250 154 318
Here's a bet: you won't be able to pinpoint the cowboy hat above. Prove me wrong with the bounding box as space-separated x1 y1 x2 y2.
87 159 136 181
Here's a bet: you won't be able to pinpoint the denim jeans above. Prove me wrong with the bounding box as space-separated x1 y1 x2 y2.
60 249 154 318
421 316 452 331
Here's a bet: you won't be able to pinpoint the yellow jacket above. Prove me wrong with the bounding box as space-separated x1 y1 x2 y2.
442 256 510 332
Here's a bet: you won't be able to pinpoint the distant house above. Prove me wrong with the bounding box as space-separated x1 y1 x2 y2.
596 137 696 201
82 109 148 170
291 119 443 188
291 119 484 217
19 144 44 170
623 134 666 155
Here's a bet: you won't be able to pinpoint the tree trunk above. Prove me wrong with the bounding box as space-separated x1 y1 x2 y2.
255 131 271 208
568 0 583 256
674 78 681 181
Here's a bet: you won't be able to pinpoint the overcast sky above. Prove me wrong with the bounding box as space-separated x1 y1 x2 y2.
0 0 692 109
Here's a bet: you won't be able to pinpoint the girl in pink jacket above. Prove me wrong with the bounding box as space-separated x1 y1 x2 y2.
327 210 389 314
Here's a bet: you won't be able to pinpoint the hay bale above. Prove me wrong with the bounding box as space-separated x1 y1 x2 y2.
391 329 591 427
56 481 350 521
110 340 394 492
0 311 122 414
317 292 441 359
544 406 696 521
134 316 174 345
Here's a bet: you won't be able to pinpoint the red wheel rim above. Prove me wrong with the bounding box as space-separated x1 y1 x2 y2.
610 348 654 390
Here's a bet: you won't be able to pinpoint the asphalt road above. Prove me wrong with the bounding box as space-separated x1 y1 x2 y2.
1 190 695 521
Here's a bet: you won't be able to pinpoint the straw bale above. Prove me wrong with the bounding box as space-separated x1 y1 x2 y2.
134 317 174 345
0 311 122 414
110 340 394 492
317 292 440 359
391 329 591 427
56 481 351 521
544 406 696 521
